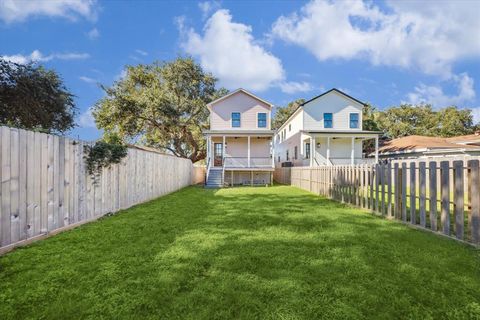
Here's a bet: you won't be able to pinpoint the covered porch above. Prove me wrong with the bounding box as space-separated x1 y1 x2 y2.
301 130 381 166
204 130 275 186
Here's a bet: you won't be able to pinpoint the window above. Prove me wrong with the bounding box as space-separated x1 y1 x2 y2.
278 156 280 163
305 142 310 159
350 113 359 128
283 129 286 140
294 146 298 160
324 113 333 128
289 124 291 132
286 150 289 161
258 113 267 128
232 112 241 127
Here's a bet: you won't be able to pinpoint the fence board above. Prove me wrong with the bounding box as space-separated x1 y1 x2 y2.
468 160 480 244
453 161 464 240
440 161 450 235
410 162 416 224
401 163 407 222
419 162 426 227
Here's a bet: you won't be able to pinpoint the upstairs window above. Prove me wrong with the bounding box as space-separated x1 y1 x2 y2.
305 142 310 159
258 113 267 128
232 112 241 127
289 124 292 131
294 146 298 160
286 150 289 161
324 113 333 128
350 113 359 128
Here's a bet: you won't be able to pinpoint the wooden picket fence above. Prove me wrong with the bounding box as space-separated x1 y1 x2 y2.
0 126 193 253
275 160 480 245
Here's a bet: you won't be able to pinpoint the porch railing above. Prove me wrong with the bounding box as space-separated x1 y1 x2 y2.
224 157 273 168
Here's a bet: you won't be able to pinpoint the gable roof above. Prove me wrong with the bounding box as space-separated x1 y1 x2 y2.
275 88 365 133
206 88 273 109
301 88 366 107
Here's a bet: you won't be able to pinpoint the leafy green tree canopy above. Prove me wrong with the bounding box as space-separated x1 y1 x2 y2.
272 98 305 129
375 104 475 138
93 57 227 162
0 58 76 133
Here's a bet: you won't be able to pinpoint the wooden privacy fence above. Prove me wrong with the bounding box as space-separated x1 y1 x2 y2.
275 160 480 245
0 126 193 253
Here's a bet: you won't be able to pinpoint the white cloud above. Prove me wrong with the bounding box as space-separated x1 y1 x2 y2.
0 0 98 24
87 27 100 40
78 107 95 128
135 49 148 56
406 73 476 107
79 76 97 84
198 1 220 19
180 9 285 91
271 0 480 78
1 50 90 64
278 81 313 94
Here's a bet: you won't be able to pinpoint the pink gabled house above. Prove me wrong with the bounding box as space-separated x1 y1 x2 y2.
204 89 275 187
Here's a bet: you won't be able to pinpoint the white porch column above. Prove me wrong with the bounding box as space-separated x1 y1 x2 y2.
326 136 331 165
222 136 226 162
271 137 274 167
310 136 316 167
351 137 355 165
247 136 251 168
206 136 210 165
375 136 379 163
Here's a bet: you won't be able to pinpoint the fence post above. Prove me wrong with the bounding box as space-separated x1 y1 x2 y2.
380 163 385 216
401 162 407 222
429 161 437 231
419 162 426 227
440 161 450 235
453 161 464 240
370 166 374 210
468 160 479 244
394 163 400 218
410 162 416 224
387 162 392 218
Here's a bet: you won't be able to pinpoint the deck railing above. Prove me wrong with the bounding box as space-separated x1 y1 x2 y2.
224 157 273 168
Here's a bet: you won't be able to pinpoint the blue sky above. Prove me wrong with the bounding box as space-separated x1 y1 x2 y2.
1 0 479 141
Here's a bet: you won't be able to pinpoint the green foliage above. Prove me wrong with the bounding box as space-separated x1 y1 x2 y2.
272 98 305 129
93 57 227 163
1 186 479 319
0 58 76 133
84 135 128 179
375 104 476 138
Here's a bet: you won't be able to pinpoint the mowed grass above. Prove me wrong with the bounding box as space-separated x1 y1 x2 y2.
0 186 479 319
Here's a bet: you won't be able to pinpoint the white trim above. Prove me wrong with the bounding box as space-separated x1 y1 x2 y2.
256 111 268 129
231 111 241 129
348 112 360 129
207 88 274 108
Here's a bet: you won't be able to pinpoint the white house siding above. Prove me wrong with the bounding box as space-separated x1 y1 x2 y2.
209 91 271 130
302 91 363 131
275 110 305 167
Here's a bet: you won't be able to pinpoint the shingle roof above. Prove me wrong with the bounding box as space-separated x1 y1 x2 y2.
378 135 480 154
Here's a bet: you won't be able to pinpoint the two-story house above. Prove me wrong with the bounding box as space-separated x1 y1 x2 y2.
204 89 275 187
275 88 381 167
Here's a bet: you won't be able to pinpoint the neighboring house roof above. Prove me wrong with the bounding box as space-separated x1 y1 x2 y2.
276 88 365 133
378 135 480 156
445 132 480 146
206 88 274 109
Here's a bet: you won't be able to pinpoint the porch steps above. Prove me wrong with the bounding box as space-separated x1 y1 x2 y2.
205 168 223 188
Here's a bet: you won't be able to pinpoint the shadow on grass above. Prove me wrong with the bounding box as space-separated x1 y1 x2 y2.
0 185 479 319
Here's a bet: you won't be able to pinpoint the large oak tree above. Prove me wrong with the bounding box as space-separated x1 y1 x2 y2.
0 58 76 133
93 57 227 162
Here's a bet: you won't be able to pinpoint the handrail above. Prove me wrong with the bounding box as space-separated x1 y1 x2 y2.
205 157 210 183
223 156 273 168
222 156 226 186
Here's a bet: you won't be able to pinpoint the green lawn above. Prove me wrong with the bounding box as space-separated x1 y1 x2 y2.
1 186 479 319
